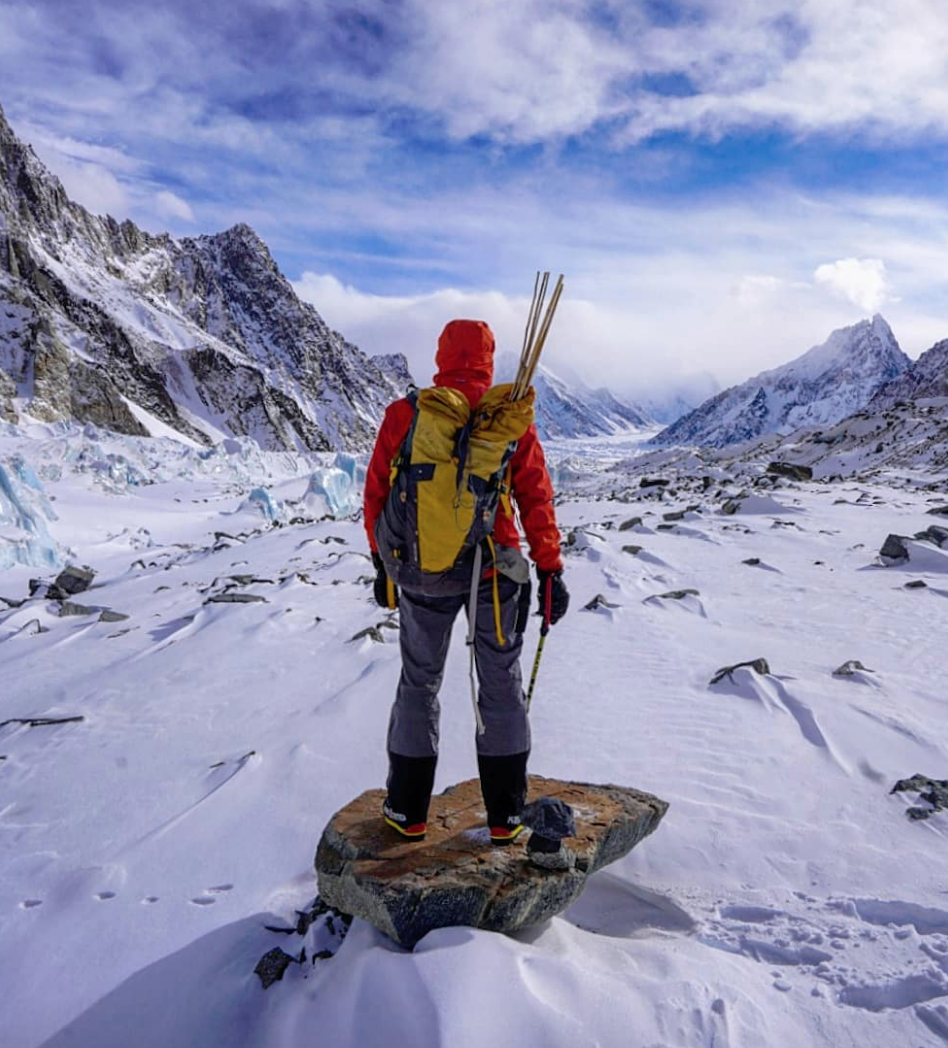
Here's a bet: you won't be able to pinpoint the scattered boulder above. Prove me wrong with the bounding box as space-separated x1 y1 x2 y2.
618 517 643 532
890 775 948 821
29 566 96 602
742 557 761 566
204 593 269 604
916 525 948 548
662 511 686 522
721 499 742 516
254 947 299 989
349 625 386 643
927 506 948 517
583 594 619 611
57 601 97 617
621 545 643 556
879 534 910 565
53 565 96 596
640 477 670 488
767 462 813 482
710 659 770 685
315 776 668 949
833 660 874 676
98 610 130 623
655 589 700 601
905 580 928 590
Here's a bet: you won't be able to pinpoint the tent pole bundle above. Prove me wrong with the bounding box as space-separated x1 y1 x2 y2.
510 271 564 401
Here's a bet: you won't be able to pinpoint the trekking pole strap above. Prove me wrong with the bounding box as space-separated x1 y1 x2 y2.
467 544 486 735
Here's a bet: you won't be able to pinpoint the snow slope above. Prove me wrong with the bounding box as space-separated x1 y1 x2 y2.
1 425 947 1048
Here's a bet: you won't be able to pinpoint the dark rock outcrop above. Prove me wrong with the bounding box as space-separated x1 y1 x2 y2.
890 774 948 821
315 776 668 949
879 534 910 565
710 658 771 685
767 461 813 482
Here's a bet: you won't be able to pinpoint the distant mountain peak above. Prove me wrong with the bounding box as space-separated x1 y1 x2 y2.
494 352 650 438
652 316 911 449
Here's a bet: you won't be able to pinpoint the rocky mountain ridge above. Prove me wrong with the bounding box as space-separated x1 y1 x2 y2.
0 101 409 451
652 315 911 449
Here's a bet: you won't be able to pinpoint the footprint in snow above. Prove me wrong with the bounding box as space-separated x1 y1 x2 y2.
190 884 234 906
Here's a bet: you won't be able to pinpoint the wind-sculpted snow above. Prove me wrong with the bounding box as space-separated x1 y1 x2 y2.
2 424 948 1048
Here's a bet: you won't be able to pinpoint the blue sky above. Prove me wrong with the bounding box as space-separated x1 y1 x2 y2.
3 0 948 398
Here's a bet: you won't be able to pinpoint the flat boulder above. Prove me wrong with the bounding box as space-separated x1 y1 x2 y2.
315 776 668 949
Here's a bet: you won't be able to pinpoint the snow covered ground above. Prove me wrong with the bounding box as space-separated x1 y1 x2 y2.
2 423 947 1048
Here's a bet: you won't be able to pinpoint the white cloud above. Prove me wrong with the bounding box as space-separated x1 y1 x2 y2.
814 258 891 313
155 190 195 223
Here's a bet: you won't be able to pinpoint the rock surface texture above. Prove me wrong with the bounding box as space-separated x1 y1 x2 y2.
315 776 668 949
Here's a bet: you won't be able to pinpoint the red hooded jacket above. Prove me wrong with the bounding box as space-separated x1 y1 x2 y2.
363 319 564 574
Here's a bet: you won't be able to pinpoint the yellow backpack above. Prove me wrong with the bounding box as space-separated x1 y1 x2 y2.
374 383 535 595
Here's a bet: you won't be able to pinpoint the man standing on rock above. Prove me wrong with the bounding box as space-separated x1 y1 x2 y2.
363 319 569 845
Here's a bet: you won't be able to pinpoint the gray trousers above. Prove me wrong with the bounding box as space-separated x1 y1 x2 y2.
387 574 530 759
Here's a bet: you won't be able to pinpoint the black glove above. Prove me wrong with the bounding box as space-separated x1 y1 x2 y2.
372 552 398 610
536 568 568 627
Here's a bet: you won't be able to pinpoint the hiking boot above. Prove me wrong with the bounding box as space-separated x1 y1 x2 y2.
489 821 525 846
478 751 528 842
382 800 428 840
384 753 437 841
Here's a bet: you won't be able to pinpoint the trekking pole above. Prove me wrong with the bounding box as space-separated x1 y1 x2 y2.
526 575 553 711
512 272 564 401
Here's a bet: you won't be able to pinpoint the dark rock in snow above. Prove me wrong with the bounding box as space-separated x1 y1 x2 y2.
879 534 910 565
618 517 643 531
53 565 95 596
742 557 761 566
57 601 97 617
710 659 771 685
622 544 643 556
349 625 386 643
767 462 813 482
890 775 948 821
833 660 874 676
204 592 269 604
640 477 670 488
904 580 928 589
98 609 130 623
583 594 619 611
916 525 948 548
927 506 948 517
254 947 298 989
315 776 668 949
655 589 700 601
662 511 686 522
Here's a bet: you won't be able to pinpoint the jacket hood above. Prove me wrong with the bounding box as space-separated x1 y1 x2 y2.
433 319 495 407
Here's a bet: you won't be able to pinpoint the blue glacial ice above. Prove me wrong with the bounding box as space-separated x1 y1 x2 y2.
303 453 365 519
0 454 66 570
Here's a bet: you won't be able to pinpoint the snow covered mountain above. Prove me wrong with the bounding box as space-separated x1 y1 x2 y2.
495 352 652 438
0 102 409 451
652 315 911 448
867 337 948 410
